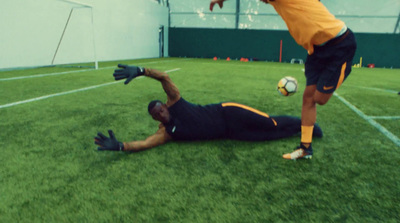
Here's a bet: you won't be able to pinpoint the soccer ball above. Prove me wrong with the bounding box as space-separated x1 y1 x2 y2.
277 76 298 96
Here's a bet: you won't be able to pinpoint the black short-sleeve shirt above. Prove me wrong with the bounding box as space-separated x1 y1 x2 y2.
164 98 226 141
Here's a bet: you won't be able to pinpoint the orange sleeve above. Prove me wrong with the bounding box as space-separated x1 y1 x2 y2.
268 0 344 54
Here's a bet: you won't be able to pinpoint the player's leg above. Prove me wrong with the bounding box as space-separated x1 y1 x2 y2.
300 60 351 150
233 114 323 141
272 115 323 138
314 29 356 105
281 86 319 160
255 115 300 140
222 104 322 141
222 103 278 141
283 29 357 160
282 55 320 160
303 31 355 144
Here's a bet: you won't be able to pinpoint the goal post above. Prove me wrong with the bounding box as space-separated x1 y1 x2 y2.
53 0 98 69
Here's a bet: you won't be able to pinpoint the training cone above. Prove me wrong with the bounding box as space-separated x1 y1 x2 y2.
213 57 217 60
244 58 249 62
226 57 231 61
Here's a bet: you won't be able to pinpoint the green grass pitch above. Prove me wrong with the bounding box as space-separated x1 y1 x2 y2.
0 58 399 222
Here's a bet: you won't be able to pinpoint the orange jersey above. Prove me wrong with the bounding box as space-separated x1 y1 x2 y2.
264 0 345 55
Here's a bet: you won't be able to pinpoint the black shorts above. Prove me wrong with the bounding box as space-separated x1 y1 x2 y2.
305 28 357 94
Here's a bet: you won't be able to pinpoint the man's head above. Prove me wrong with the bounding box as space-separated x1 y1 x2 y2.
148 100 171 124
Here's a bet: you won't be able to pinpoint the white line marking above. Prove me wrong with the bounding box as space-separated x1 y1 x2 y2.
367 116 400 120
346 86 398 94
0 58 190 81
0 68 180 109
334 92 400 147
0 82 119 108
0 69 96 81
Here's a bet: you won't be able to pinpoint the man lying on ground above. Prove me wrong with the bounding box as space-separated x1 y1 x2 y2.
94 64 322 152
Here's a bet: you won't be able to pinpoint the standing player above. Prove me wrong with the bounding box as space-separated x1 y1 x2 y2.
210 0 357 160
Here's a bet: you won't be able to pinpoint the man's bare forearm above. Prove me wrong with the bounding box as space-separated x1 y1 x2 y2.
144 68 168 80
122 127 171 152
123 141 150 152
144 68 180 104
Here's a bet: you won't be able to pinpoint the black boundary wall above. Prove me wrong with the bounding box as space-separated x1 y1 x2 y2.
169 28 400 68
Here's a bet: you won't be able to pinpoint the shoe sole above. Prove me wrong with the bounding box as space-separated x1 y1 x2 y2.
286 155 312 160
296 155 312 160
282 150 313 160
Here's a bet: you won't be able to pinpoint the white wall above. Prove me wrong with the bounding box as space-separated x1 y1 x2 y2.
0 0 169 69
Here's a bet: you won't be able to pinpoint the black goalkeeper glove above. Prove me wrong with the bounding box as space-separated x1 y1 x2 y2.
94 130 124 151
113 64 145 85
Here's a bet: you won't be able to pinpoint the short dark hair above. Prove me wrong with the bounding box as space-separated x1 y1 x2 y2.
148 100 163 114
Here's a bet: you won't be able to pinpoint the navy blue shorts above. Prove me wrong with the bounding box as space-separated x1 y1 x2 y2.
305 28 357 93
221 103 323 141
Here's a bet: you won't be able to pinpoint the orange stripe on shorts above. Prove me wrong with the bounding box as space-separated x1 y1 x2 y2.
221 102 277 126
336 62 347 89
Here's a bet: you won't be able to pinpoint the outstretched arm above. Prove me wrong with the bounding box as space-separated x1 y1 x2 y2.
95 127 172 152
113 64 181 106
143 68 181 106
123 125 172 151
